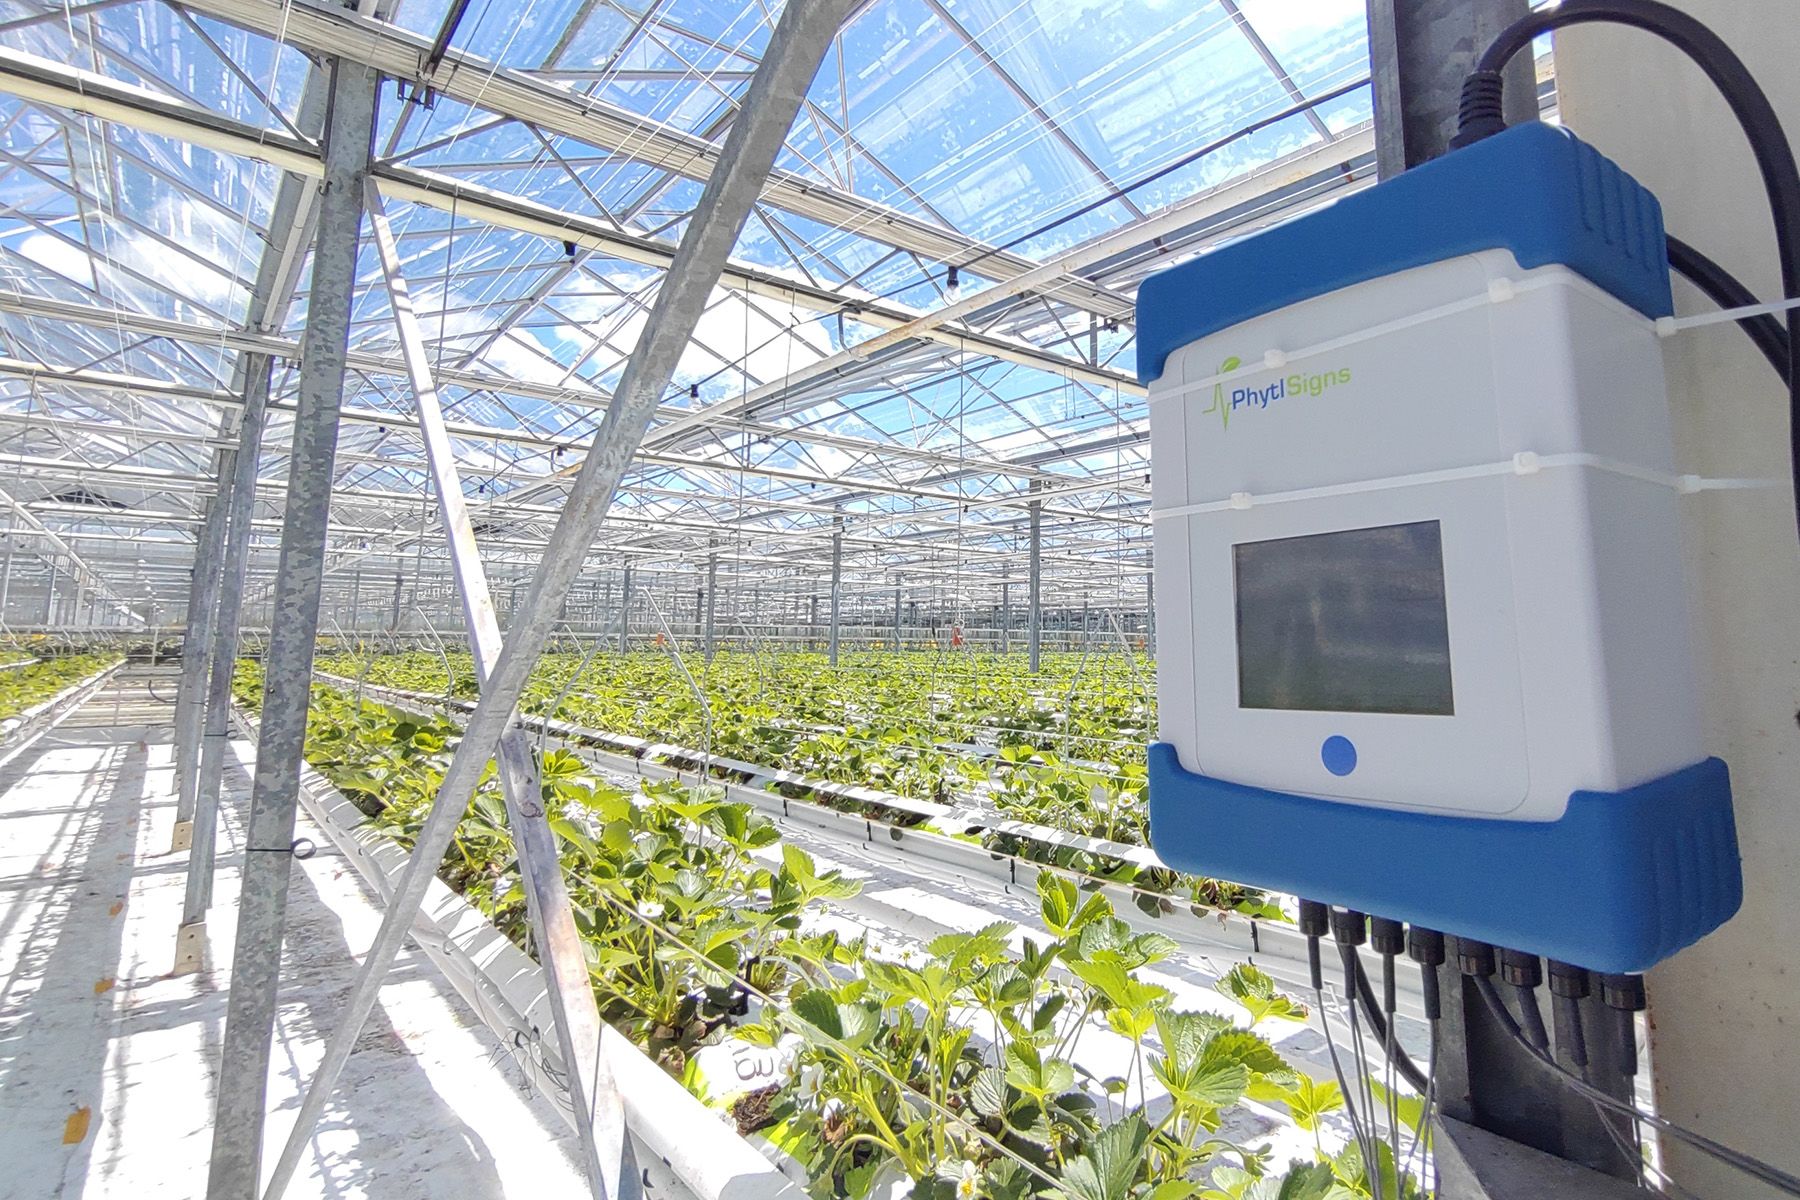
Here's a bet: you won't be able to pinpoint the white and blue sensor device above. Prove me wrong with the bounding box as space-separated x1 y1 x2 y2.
1140 124 1741 973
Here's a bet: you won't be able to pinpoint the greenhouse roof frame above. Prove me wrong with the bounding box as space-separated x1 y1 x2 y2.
0 0 1383 627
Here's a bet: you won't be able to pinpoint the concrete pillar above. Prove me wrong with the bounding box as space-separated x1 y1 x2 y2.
1558 8 1800 1194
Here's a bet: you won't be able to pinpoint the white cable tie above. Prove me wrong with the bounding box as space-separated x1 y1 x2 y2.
1149 452 1784 520
1669 293 1800 332
1654 315 1679 339
1263 349 1287 370
1487 278 1516 303
1146 276 1560 406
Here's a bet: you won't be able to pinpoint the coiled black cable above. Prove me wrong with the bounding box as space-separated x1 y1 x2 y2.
1451 0 1800 543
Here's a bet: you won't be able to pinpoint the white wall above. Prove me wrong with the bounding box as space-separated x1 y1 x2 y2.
1555 8 1800 1198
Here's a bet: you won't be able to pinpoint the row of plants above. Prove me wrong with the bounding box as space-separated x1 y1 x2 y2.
308 649 1275 920
0 650 119 722
234 659 1425 1200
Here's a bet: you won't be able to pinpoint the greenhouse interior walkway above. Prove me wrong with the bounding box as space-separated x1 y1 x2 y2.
0 667 583 1199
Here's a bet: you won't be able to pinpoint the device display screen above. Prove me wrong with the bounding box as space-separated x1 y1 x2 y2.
1234 521 1454 715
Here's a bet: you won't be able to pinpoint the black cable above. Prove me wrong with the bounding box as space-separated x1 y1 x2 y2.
1668 235 1792 380
1452 0 1800 543
1350 949 1431 1093
1473 975 1800 1198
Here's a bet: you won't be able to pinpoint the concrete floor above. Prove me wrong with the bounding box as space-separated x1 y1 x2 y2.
0 671 584 1199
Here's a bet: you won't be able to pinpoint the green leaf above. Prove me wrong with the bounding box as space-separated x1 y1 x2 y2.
969 1065 1008 1118
1217 964 1307 1025
548 817 601 861
1004 1040 1075 1098
1280 1075 1345 1132
1059 1112 1151 1200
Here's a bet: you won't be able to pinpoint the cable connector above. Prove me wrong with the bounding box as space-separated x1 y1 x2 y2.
1457 938 1496 979
1298 899 1328 992
1329 906 1367 947
1548 960 1591 1069
1500 948 1543 989
1448 69 1508 149
1601 972 1648 1076
1501 948 1550 1050
1408 926 1446 1022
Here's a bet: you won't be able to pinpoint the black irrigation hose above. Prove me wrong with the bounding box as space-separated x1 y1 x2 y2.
1350 950 1430 1093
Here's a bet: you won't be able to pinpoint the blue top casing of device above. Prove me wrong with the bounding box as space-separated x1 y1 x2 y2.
1137 122 1674 384
1138 123 1741 974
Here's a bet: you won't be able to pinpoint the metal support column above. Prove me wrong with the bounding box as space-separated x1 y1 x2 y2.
294 181 624 1200
348 567 361 633
1144 563 1155 658
1000 572 1010 655
205 57 378 1200
808 592 819 649
0 538 12 622
703 546 718 662
1362 0 1636 1182
618 562 631 652
42 556 56 626
1027 483 1042 673
173 444 234 835
388 568 403 631
892 581 902 652
176 356 272 972
260 11 852 1199
1364 0 1536 177
827 515 843 666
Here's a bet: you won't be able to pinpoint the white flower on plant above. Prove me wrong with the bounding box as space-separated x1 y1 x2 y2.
796 1063 824 1101
955 1160 980 1200
636 899 666 921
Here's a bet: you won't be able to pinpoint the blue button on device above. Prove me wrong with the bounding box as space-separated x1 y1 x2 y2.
1321 736 1357 776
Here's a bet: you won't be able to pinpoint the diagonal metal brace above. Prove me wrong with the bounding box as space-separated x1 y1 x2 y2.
254 2 858 1197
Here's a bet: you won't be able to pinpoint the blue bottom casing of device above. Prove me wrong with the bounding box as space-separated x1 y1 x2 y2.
1146 744 1742 973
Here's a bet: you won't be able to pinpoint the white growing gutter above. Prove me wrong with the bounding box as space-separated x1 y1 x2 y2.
228 705 804 1200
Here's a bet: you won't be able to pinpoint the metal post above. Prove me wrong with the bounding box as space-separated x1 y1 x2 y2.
282 180 625 1200
43 555 57 626
348 567 361 633
1144 562 1155 658
1361 0 1634 1181
892 581 902 652
618 562 631 652
173 445 234 830
0 537 13 622
703 546 717 662
827 515 842 666
808 592 819 649
205 57 378 1200
259 12 852 1199
1364 0 1535 177
177 357 272 970
388 568 403 631
1027 483 1042 673
1001 577 1011 654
